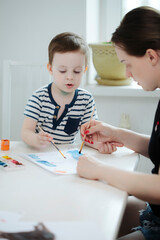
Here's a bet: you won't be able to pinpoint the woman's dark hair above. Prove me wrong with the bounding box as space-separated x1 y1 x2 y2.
111 6 160 56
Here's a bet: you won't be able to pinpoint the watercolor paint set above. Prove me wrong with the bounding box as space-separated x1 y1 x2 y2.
0 155 25 171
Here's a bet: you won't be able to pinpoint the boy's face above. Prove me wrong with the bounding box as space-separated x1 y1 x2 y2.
47 51 86 93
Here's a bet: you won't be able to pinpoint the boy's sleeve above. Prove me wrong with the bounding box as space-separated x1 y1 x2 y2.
24 91 42 121
81 94 98 125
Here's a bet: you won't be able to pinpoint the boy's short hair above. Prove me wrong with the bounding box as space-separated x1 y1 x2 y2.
48 32 89 66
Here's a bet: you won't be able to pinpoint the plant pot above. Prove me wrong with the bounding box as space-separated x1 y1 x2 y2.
89 43 132 86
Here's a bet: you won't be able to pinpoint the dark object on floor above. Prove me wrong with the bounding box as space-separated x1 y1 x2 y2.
0 222 55 240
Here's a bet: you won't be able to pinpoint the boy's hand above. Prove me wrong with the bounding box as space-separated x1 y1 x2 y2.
37 131 53 148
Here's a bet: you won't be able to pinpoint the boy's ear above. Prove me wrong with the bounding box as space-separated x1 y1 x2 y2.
47 63 53 74
84 66 88 72
146 49 159 66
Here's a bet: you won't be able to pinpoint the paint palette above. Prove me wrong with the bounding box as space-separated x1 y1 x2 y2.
0 156 25 171
22 149 82 174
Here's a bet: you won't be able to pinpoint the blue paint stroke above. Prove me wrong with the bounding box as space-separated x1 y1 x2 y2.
37 160 56 167
67 149 83 160
28 154 41 160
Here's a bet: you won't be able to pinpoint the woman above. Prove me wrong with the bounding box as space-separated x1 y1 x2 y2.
77 6 160 240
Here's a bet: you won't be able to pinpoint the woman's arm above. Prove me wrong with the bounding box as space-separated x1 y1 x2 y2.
77 156 160 205
116 128 150 158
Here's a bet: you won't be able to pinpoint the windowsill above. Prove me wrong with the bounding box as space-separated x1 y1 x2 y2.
84 81 160 98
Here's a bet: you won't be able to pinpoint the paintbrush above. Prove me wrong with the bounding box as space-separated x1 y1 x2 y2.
38 126 66 159
79 106 96 154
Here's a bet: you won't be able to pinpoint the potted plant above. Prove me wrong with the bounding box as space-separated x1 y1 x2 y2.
89 42 132 86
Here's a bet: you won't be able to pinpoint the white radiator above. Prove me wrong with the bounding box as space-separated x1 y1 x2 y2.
2 60 51 140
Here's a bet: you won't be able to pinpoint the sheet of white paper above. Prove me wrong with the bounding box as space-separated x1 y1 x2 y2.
22 149 82 174
0 211 22 224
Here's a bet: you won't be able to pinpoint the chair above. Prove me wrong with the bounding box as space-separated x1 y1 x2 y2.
2 60 51 140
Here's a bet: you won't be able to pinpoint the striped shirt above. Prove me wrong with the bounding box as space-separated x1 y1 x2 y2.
24 83 97 144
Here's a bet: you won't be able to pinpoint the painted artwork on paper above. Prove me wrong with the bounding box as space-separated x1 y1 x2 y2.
23 149 82 174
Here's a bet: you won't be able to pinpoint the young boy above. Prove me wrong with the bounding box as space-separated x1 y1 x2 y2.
21 32 117 153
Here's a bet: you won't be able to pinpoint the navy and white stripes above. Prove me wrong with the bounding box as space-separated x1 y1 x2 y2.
24 83 97 144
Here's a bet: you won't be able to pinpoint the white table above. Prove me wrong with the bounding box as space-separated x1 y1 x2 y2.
0 141 139 240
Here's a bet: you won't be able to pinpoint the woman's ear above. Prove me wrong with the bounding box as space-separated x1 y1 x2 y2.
47 63 53 74
146 49 159 66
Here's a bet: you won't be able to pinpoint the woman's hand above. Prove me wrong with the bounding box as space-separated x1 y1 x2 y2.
81 120 123 150
77 154 102 180
96 142 118 154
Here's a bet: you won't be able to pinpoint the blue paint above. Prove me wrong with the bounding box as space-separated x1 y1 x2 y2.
37 160 56 167
0 160 8 167
28 154 41 160
67 149 83 160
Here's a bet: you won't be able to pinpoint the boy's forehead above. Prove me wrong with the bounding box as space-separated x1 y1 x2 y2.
52 51 85 66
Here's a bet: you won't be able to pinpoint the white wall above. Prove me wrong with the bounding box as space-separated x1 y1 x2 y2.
0 0 87 138
94 95 158 173
95 96 158 135
99 0 122 41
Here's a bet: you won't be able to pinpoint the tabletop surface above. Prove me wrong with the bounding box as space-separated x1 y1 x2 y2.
0 141 139 240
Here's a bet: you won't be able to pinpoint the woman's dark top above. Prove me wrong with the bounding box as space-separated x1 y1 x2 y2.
148 100 160 217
